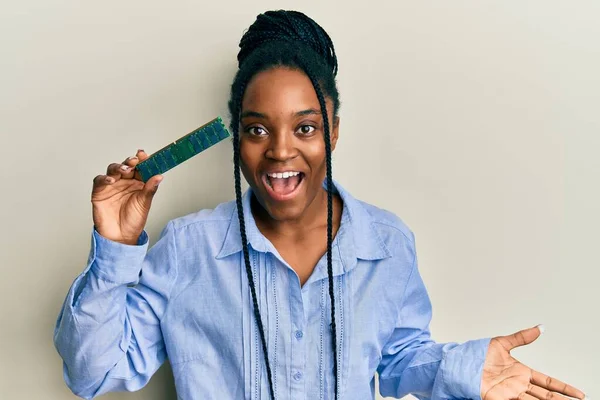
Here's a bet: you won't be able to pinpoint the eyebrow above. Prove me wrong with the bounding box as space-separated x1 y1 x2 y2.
295 108 320 117
240 111 266 119
240 108 321 119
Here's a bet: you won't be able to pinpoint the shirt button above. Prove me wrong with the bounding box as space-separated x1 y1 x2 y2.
295 330 303 339
294 372 303 381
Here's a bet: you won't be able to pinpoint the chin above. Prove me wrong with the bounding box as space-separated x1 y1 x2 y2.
262 200 307 221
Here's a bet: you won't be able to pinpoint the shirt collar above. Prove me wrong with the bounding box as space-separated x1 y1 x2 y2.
216 179 391 273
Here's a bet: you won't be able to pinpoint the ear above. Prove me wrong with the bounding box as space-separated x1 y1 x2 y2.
330 116 340 151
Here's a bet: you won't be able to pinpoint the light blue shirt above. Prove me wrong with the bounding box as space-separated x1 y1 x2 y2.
54 180 491 399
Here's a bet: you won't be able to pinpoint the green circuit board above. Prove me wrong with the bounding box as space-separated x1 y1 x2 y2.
136 117 230 182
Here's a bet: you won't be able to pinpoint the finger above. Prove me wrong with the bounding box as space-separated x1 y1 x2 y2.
120 155 143 181
122 155 139 168
140 174 163 199
499 325 543 351
123 156 144 181
527 383 573 400
106 162 135 181
518 393 540 400
531 370 586 399
136 148 150 162
119 157 138 179
132 149 151 181
92 174 114 193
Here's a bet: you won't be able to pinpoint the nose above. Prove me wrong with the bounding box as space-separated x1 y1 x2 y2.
265 130 297 161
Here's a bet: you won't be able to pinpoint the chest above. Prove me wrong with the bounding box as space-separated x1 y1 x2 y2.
274 236 328 286
162 251 402 399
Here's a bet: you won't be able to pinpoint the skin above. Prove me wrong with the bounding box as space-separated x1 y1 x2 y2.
90 66 586 400
239 67 342 286
92 149 162 245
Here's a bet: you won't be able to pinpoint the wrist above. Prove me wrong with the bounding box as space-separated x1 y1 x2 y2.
93 226 142 246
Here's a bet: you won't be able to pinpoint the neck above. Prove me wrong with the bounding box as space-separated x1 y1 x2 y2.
251 186 339 241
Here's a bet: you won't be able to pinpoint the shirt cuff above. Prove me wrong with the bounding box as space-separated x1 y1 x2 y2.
439 338 491 400
89 227 149 284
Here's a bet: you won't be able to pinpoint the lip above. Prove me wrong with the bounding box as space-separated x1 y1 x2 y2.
261 172 305 202
264 169 303 176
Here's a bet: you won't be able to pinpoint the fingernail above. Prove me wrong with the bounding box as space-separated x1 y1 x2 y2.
537 324 545 335
137 148 145 153
120 165 130 171
105 177 114 183
126 156 138 161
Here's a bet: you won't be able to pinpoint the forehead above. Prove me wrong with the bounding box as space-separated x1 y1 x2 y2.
242 67 319 113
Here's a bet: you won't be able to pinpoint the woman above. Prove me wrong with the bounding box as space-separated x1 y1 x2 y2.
54 10 587 400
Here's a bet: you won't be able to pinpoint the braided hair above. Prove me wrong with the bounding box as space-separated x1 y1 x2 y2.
228 10 340 400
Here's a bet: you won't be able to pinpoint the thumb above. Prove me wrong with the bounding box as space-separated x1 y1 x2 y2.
501 324 544 351
141 175 163 199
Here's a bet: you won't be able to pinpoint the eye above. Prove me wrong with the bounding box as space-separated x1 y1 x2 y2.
246 126 268 136
296 125 316 135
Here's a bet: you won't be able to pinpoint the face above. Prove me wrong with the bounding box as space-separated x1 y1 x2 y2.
239 67 339 222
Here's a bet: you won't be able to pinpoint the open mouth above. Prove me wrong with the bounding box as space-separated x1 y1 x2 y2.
262 171 305 201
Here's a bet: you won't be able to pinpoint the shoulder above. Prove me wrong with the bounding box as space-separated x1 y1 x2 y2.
358 200 415 245
348 197 417 263
159 200 236 252
168 199 236 231
336 181 417 257
342 191 419 289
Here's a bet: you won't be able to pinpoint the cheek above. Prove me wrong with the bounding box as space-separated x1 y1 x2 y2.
301 138 328 174
238 141 253 174
239 140 254 165
239 140 264 181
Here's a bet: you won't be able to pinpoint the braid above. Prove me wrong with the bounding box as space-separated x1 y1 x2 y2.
237 11 338 78
229 10 341 400
231 79 276 400
286 10 338 76
302 65 338 400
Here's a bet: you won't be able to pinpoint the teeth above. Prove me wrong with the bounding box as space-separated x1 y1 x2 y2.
267 171 300 178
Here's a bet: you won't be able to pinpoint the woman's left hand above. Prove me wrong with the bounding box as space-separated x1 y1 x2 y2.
481 325 587 400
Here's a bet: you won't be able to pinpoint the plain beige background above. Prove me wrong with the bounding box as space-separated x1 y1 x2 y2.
1 0 598 399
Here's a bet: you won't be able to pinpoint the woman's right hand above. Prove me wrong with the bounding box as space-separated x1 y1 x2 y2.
91 149 163 245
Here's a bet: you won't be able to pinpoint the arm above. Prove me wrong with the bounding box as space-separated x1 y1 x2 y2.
53 221 178 399
377 252 491 400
